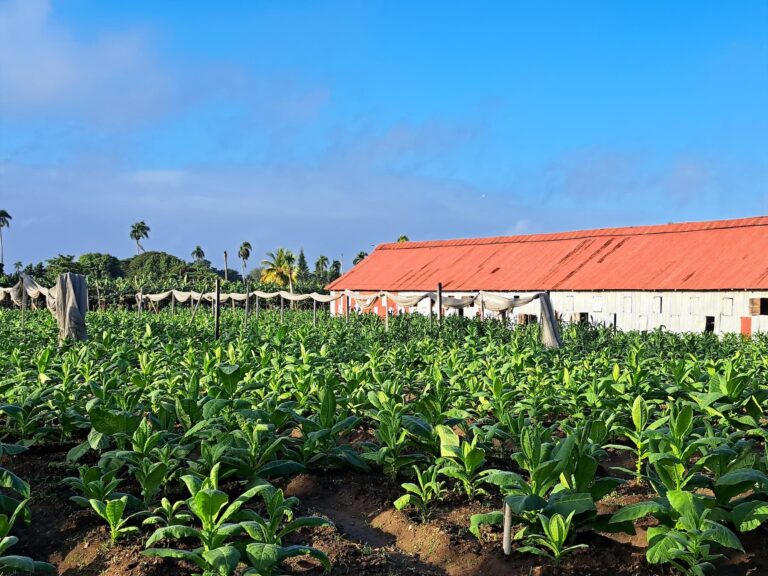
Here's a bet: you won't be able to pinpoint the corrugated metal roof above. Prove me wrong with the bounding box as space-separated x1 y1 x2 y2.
328 216 768 291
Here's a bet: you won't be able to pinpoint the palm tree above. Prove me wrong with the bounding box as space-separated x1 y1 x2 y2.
130 221 150 254
353 251 368 265
238 242 252 279
191 245 205 263
261 248 297 293
397 235 409 242
13 261 22 275
0 210 11 268
314 255 329 283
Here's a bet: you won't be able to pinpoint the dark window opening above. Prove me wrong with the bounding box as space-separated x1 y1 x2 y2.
458 308 464 317
519 314 538 325
704 316 715 333
578 312 589 325
749 298 768 316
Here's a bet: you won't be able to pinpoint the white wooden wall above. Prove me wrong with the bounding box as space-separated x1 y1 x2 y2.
330 290 768 335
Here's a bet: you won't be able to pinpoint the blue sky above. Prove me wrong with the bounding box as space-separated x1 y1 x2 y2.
1 0 766 271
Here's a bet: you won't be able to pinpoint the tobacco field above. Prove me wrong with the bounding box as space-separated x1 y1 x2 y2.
0 309 766 576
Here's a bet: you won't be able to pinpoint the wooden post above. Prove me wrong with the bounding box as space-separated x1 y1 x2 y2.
429 297 434 326
437 282 443 324
223 251 229 282
20 286 26 330
384 294 389 332
244 282 250 329
479 293 485 320
94 280 102 312
280 295 284 323
171 293 175 315
313 298 317 327
345 295 350 323
214 278 221 340
503 502 512 555
255 295 259 320
189 293 202 326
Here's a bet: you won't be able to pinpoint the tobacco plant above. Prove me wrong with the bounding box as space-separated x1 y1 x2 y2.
394 465 446 523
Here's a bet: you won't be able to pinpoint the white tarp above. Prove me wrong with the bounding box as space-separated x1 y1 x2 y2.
136 289 343 305
1 274 88 340
132 287 561 348
55 273 88 341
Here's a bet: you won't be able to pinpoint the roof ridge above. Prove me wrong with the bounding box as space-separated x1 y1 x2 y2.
376 215 768 251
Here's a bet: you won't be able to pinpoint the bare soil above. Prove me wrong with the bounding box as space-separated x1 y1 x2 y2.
6 444 768 576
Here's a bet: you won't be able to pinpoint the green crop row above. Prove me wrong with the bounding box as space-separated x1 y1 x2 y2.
0 308 766 575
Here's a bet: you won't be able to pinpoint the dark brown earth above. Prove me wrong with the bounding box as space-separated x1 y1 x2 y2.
6 445 768 576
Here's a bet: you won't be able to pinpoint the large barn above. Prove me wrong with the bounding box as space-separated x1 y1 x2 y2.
327 216 768 335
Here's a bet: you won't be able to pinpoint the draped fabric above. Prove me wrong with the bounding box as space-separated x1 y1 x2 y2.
135 289 343 305
5 275 57 312
475 291 561 348
478 291 530 312
55 273 88 341
384 291 436 307
537 292 563 348
344 290 380 309
131 287 561 349
442 295 477 309
2 274 88 340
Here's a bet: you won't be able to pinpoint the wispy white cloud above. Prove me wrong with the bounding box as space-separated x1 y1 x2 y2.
0 0 176 126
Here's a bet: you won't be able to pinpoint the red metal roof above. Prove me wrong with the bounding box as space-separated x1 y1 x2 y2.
328 216 768 292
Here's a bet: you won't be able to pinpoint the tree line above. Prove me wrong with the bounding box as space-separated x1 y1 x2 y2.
0 212 409 307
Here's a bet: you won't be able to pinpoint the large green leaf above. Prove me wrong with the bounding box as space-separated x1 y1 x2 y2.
244 542 281 573
703 521 743 551
202 546 240 575
716 468 768 487
504 494 547 515
631 396 648 431
0 469 30 498
646 530 684 564
469 511 503 538
544 492 596 517
435 425 461 458
730 501 768 532
610 500 666 524
105 497 127 528
144 548 206 569
480 469 523 488
89 406 141 437
145 525 202 547
191 489 229 527
0 555 35 573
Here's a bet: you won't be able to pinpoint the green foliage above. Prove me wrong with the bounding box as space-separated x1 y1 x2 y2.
123 251 189 283
0 500 54 574
0 307 767 576
78 253 124 280
394 465 446 523
517 511 588 565
435 425 487 498
89 496 143 543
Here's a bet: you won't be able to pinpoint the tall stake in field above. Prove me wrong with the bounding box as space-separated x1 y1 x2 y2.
243 278 250 329
214 277 221 340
